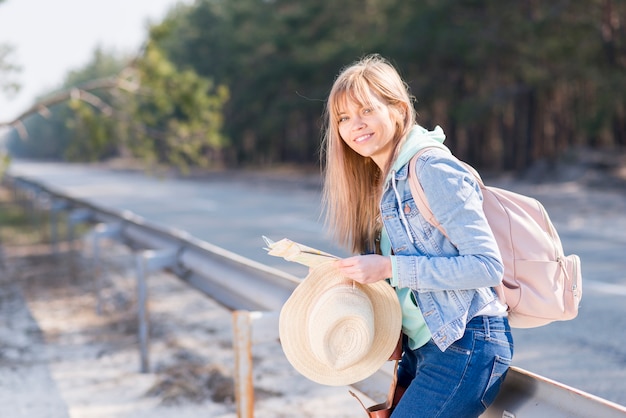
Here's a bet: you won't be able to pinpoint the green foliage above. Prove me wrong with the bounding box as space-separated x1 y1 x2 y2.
147 0 625 170
0 182 39 246
0 184 64 246
126 42 229 171
5 47 128 160
5 104 72 159
5 44 228 171
0 152 10 180
65 98 118 161
5 0 626 171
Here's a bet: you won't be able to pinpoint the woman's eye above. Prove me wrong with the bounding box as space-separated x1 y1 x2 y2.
363 108 372 114
339 116 348 123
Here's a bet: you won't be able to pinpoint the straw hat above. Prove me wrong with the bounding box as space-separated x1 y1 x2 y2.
279 262 402 386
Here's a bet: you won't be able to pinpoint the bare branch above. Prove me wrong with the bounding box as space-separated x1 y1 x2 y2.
0 74 139 128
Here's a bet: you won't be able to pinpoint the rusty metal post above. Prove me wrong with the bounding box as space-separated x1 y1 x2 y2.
232 310 280 418
233 310 254 418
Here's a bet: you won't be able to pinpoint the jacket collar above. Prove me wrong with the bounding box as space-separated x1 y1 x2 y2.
385 124 448 183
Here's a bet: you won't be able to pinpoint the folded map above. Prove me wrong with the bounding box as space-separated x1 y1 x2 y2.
262 236 338 268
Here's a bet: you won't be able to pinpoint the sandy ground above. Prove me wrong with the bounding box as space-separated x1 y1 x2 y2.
1 150 626 417
0 240 363 418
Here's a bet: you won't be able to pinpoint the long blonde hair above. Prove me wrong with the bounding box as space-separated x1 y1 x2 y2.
321 54 416 254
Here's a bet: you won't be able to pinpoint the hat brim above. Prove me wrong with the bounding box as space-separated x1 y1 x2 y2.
279 262 402 386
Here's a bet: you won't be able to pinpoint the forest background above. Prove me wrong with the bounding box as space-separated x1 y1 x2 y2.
2 0 625 174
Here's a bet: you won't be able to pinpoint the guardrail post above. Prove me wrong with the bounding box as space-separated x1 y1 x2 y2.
66 208 92 279
232 310 279 418
67 208 93 247
85 222 123 315
135 248 180 373
66 208 93 280
49 199 68 255
26 187 44 241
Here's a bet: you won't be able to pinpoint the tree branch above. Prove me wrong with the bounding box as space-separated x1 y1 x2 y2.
0 75 139 130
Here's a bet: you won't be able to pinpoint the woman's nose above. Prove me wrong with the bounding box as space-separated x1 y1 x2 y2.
351 117 365 130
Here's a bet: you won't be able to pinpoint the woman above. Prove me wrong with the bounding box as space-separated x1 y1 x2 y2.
322 54 514 417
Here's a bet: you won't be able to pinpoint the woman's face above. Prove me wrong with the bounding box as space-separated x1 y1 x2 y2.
337 94 399 169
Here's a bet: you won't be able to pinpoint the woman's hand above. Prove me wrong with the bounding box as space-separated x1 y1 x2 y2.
335 254 392 284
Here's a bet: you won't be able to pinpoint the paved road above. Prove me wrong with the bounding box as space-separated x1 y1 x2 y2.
7 161 626 407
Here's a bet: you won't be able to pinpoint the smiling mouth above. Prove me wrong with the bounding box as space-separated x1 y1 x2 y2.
354 133 373 143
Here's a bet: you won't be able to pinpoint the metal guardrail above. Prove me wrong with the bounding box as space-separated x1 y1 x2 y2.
4 173 626 418
5 175 297 417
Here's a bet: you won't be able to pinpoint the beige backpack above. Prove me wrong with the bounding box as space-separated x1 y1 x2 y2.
408 149 582 328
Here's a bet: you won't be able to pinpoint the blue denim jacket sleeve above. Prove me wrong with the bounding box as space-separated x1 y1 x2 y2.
386 150 504 292
381 149 504 350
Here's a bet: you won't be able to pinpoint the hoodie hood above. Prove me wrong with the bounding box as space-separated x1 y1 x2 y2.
385 124 450 183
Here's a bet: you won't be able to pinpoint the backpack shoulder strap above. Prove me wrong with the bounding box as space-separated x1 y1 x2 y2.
408 148 449 239
408 148 487 239
458 161 485 189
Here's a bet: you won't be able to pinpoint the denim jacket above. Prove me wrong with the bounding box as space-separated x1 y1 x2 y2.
381 148 504 351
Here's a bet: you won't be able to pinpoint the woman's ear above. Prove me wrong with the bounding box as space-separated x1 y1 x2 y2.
393 103 409 128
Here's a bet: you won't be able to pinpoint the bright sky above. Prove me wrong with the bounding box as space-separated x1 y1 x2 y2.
0 0 189 126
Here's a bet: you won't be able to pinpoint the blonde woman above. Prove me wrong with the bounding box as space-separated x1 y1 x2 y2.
322 54 513 417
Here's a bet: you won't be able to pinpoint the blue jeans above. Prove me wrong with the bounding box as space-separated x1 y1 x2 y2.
392 315 513 418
